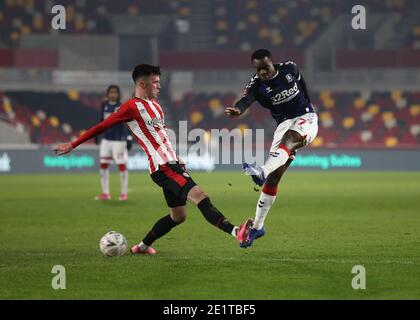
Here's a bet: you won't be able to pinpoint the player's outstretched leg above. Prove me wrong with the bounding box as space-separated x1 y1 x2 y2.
262 130 303 178
118 164 128 201
131 206 186 255
245 157 294 248
96 163 111 200
188 186 253 247
243 130 304 186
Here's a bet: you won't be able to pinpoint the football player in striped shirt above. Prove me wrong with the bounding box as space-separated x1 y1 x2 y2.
55 64 252 254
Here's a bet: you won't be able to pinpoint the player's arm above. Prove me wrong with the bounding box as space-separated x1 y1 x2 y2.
292 63 312 103
225 76 257 117
94 102 106 145
125 126 134 151
54 102 135 156
298 75 311 103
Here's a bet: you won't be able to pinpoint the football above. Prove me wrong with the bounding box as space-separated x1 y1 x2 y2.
99 231 127 257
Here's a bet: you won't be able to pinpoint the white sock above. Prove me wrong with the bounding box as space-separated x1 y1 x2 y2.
120 170 128 195
253 192 277 230
138 241 149 250
231 226 239 238
100 168 110 194
262 148 289 177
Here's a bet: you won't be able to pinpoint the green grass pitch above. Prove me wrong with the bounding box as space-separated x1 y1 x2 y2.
1 171 419 299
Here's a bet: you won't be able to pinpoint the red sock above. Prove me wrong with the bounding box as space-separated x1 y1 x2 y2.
262 184 278 196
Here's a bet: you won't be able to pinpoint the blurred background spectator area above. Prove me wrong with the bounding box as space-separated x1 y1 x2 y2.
1 89 419 148
0 0 419 149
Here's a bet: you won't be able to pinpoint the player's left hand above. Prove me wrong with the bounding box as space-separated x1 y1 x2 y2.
54 142 73 156
224 107 241 117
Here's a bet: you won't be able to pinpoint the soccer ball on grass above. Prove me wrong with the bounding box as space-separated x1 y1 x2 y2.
99 231 127 257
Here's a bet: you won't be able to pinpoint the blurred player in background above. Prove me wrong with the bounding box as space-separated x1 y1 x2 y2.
55 64 252 254
225 49 318 248
94 85 133 201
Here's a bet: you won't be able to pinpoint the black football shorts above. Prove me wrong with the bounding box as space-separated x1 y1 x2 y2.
150 162 197 208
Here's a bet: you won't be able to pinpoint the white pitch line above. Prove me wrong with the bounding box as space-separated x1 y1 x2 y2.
153 256 420 265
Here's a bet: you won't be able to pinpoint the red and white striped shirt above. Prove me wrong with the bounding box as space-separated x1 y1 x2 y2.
71 97 177 173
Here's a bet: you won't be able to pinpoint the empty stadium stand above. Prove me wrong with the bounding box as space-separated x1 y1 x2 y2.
2 0 416 50
2 89 419 148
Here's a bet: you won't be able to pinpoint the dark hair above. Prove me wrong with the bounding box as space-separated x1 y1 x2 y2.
251 49 272 61
106 84 121 102
132 64 161 83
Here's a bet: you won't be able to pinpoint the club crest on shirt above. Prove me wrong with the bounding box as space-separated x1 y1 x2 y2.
285 73 293 83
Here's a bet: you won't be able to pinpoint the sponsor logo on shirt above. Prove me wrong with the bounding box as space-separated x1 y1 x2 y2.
270 82 300 105
147 117 165 127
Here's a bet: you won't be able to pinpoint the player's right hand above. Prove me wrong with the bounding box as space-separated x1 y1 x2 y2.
224 107 241 117
178 155 187 171
54 142 73 156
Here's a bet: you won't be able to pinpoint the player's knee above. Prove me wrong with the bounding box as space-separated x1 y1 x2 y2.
170 208 187 224
281 131 304 151
195 190 208 203
118 164 127 172
100 163 109 170
172 214 187 224
187 186 208 204
175 214 187 224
